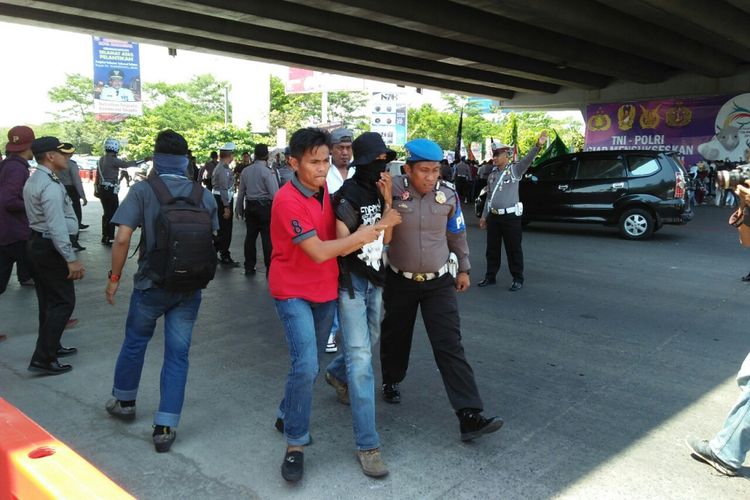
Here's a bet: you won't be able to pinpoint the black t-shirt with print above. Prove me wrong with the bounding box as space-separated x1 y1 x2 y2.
333 178 386 287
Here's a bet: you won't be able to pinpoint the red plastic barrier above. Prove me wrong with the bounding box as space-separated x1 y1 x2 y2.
0 398 133 499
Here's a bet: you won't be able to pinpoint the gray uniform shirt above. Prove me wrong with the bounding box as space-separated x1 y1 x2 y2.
212 161 234 207
388 175 470 273
23 165 78 263
276 163 294 186
236 160 279 216
477 163 492 180
111 174 219 290
482 146 540 219
57 159 86 198
99 154 132 184
455 161 472 180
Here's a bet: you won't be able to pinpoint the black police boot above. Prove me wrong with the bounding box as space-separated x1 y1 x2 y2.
382 383 401 404
456 408 504 441
509 280 523 292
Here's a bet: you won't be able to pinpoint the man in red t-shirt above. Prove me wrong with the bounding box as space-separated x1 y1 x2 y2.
269 128 385 483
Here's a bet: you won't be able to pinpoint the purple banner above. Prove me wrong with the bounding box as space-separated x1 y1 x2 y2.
585 93 750 166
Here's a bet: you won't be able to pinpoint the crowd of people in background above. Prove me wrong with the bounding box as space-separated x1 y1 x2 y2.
4 122 750 484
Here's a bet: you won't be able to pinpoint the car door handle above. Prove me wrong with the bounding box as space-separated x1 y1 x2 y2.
611 182 625 189
558 184 569 191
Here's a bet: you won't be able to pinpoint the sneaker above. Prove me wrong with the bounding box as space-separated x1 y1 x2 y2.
382 383 401 404
325 333 337 353
325 371 350 405
356 448 389 478
19 278 35 287
153 426 176 453
105 399 136 422
457 409 504 441
686 437 739 476
281 450 304 482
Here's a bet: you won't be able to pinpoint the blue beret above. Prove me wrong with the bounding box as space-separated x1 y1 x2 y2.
405 138 443 162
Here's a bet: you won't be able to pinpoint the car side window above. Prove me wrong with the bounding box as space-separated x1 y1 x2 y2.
627 155 661 177
576 157 626 180
533 159 576 181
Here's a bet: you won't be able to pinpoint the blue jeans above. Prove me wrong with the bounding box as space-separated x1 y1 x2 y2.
112 288 201 428
275 298 336 446
710 352 750 469
327 273 382 450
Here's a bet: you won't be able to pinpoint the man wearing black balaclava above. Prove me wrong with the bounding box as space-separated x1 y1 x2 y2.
324 132 402 477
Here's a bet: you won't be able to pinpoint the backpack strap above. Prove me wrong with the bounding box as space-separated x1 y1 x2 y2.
146 172 174 205
188 180 204 206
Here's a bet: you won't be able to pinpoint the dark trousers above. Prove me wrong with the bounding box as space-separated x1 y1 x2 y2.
474 178 487 199
214 195 233 258
0 240 32 294
380 270 483 411
485 213 524 282
455 176 469 202
27 234 75 363
65 185 83 225
244 199 272 272
100 187 119 241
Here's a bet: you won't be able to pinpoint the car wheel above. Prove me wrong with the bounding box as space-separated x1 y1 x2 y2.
618 208 654 240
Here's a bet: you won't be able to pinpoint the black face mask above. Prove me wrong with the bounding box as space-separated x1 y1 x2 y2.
353 159 388 185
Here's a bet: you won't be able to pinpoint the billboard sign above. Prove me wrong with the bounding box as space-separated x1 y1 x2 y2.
370 92 407 146
92 37 142 121
584 93 750 165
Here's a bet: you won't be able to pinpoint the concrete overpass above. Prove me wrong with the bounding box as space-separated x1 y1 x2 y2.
1 0 750 109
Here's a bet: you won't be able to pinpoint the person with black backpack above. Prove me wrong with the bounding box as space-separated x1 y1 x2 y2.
103 130 219 453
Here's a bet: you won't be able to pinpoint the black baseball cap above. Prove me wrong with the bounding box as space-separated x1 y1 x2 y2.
351 132 396 166
31 136 66 155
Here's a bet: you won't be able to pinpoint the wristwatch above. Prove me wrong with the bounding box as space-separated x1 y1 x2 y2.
108 270 120 282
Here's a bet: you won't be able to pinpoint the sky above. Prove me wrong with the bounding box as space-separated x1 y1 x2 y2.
0 21 582 130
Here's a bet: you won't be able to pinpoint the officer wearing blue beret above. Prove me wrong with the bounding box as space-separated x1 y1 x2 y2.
380 138 503 441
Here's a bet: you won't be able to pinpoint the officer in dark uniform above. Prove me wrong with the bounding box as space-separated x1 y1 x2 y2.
380 138 503 442
478 131 547 291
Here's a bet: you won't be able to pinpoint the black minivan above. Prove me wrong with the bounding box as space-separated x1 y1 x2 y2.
475 150 692 240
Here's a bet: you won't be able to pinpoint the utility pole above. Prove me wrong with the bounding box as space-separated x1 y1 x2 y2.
224 86 229 125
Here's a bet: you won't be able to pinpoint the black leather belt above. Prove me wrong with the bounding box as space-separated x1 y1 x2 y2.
246 199 272 205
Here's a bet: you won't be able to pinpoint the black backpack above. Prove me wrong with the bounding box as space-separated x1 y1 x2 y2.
143 174 217 291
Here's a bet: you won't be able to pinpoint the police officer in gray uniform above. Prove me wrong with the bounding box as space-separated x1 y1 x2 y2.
478 131 547 291
212 142 239 266
57 143 87 250
236 143 279 275
380 138 503 442
454 156 473 203
276 146 295 187
24 137 85 375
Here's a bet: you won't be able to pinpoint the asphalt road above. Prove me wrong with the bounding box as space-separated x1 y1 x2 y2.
2 186 750 499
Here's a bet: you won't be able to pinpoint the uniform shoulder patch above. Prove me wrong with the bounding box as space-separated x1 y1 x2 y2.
439 179 457 191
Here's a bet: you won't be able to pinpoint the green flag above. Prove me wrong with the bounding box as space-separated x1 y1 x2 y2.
533 131 568 166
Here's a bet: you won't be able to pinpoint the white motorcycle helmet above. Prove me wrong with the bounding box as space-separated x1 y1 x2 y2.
104 138 121 153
